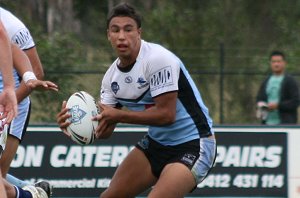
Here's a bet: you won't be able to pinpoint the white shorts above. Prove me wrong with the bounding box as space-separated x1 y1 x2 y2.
8 97 31 141
191 137 217 184
0 120 8 157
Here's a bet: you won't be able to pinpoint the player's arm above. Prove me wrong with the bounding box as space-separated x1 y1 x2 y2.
12 44 58 103
0 20 17 122
130 91 177 124
93 103 121 139
12 44 34 103
23 47 44 80
101 92 176 125
94 91 177 139
0 21 13 87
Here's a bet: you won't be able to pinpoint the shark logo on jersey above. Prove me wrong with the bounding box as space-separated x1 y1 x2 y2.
111 82 120 94
137 77 146 85
69 105 86 125
137 77 149 89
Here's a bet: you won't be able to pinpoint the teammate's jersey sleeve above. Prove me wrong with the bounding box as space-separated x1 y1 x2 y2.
147 49 180 97
0 7 34 91
0 7 35 50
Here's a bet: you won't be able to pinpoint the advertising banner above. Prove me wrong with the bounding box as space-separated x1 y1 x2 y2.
198 132 287 197
10 127 288 197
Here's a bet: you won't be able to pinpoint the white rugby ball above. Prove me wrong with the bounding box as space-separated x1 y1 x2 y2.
66 91 99 145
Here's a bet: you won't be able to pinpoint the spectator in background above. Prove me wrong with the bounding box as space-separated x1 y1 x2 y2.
256 50 300 125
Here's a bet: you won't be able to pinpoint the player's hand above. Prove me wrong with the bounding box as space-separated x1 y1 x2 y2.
0 87 18 124
56 101 71 136
93 103 117 139
268 102 278 110
26 79 59 92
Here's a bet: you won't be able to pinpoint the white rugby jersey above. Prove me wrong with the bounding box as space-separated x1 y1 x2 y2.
101 40 214 145
0 7 35 97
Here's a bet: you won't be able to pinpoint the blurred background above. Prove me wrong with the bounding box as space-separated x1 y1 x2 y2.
2 0 300 125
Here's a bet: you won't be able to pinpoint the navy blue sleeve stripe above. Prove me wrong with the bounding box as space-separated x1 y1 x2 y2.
178 69 212 137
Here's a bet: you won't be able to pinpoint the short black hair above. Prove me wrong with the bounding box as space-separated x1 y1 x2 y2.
269 50 285 61
106 3 142 29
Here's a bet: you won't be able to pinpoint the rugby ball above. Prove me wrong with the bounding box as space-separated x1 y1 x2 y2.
66 91 99 145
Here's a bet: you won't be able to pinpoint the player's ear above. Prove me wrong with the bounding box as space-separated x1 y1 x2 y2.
137 28 142 39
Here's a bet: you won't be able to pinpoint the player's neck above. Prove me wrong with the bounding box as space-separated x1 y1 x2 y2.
117 59 136 72
118 58 135 67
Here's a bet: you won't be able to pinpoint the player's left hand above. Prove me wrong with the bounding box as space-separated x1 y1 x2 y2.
0 87 18 124
93 103 118 139
26 79 59 92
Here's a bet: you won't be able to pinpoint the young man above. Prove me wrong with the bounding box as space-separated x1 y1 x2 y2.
0 6 54 195
256 51 300 125
57 3 216 198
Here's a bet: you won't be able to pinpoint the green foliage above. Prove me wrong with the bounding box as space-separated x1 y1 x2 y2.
29 32 85 122
73 0 109 47
29 29 112 122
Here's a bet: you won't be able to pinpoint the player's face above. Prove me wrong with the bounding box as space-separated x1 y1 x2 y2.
270 55 286 75
107 17 141 65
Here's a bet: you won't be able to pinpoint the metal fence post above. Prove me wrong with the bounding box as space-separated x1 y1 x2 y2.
220 43 224 124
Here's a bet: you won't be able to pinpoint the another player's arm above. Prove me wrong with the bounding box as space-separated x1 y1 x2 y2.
0 21 14 88
0 20 17 122
23 47 44 80
12 44 58 103
12 44 34 103
94 91 177 139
